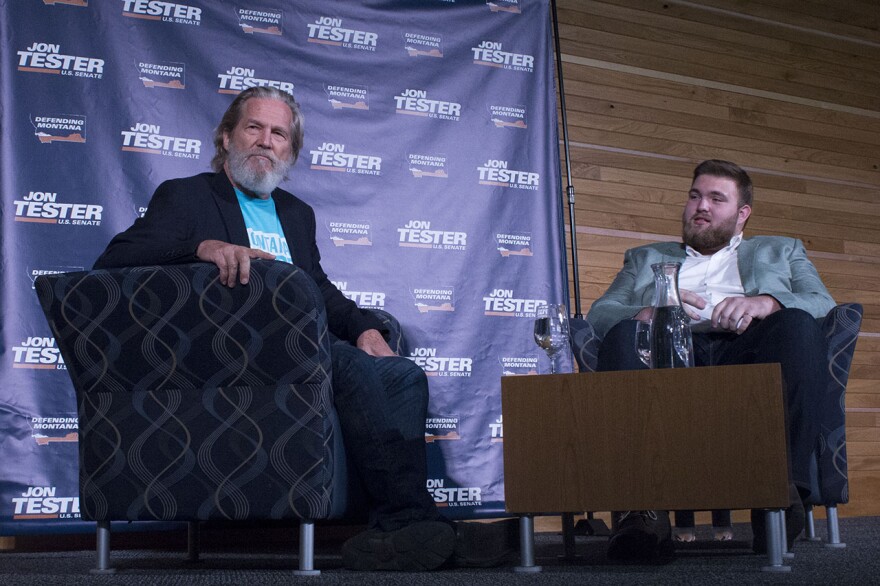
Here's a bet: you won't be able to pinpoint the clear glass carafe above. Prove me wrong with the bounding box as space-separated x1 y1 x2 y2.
648 262 694 368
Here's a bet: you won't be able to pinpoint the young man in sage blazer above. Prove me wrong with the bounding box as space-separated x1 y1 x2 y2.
587 159 835 561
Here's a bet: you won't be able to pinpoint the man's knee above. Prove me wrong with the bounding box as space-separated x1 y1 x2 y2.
767 307 820 332
377 357 429 439
597 320 643 371
759 308 825 348
603 319 637 345
332 344 429 407
386 357 430 408
397 357 429 392
745 308 827 378
331 342 367 379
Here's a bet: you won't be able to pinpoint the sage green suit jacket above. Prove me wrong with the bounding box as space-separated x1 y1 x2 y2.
586 235 836 339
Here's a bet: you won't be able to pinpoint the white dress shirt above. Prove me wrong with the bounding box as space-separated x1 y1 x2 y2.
678 233 745 332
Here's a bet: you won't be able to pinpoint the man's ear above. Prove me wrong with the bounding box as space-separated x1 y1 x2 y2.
738 204 752 229
222 131 230 150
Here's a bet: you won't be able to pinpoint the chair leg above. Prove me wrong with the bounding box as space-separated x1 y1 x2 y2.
293 520 320 576
513 515 542 573
761 510 791 573
804 506 821 541
187 521 200 562
90 520 116 575
825 506 846 549
779 510 794 559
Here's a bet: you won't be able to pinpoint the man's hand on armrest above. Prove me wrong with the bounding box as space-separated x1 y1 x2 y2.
196 239 275 287
712 295 782 334
356 329 396 357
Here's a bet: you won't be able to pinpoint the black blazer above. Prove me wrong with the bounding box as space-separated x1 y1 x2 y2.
94 172 382 344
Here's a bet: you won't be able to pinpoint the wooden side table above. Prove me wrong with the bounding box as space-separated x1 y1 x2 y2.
502 363 793 572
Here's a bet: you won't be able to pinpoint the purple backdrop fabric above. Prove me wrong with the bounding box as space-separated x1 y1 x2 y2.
0 0 567 532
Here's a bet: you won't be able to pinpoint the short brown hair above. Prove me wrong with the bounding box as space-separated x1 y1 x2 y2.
211 86 304 172
693 159 753 207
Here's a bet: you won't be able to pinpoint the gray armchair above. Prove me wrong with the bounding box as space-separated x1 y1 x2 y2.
35 260 388 574
568 303 864 545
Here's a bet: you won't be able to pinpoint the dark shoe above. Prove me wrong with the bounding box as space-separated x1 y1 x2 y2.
751 484 806 554
452 519 519 568
607 511 674 562
341 521 455 571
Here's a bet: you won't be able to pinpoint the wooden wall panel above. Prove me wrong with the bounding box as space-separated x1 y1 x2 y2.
556 0 880 518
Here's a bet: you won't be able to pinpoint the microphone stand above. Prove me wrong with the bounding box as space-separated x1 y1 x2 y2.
550 0 582 319
550 0 610 543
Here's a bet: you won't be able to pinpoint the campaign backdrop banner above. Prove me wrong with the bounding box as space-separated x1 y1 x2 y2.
0 0 567 532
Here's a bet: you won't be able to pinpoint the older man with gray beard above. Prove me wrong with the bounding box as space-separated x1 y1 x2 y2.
93 86 511 571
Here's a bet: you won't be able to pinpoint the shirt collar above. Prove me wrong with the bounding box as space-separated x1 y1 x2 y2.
234 186 274 205
685 232 743 258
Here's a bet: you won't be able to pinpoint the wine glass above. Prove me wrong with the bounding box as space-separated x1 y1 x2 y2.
672 313 695 367
534 304 569 374
635 320 652 368
635 311 694 369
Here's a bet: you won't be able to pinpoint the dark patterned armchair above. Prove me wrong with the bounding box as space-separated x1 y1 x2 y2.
35 260 384 574
568 303 863 546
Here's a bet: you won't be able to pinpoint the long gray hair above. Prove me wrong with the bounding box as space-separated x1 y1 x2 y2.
211 86 304 172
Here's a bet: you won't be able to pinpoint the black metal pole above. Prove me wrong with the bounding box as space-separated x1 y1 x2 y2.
550 0 582 318
551 9 610 540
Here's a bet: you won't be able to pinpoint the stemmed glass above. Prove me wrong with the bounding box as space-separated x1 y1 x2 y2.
635 320 652 368
634 315 694 369
672 317 694 367
534 304 569 374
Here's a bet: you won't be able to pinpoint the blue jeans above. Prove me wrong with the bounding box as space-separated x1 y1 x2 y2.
330 341 441 531
597 308 828 500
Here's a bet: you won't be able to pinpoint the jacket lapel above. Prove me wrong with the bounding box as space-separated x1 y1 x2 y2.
210 172 251 247
655 242 687 264
274 187 321 271
737 237 757 294
632 243 685 306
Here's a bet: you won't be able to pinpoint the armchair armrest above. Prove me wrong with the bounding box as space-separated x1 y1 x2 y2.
369 308 409 356
809 303 863 506
570 317 601 373
820 303 863 396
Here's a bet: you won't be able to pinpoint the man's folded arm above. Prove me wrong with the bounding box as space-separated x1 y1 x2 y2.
586 249 647 339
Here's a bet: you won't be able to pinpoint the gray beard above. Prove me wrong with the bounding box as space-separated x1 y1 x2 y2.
682 213 738 254
226 144 291 196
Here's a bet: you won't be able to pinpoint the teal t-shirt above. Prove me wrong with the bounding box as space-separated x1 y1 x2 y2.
234 188 292 264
